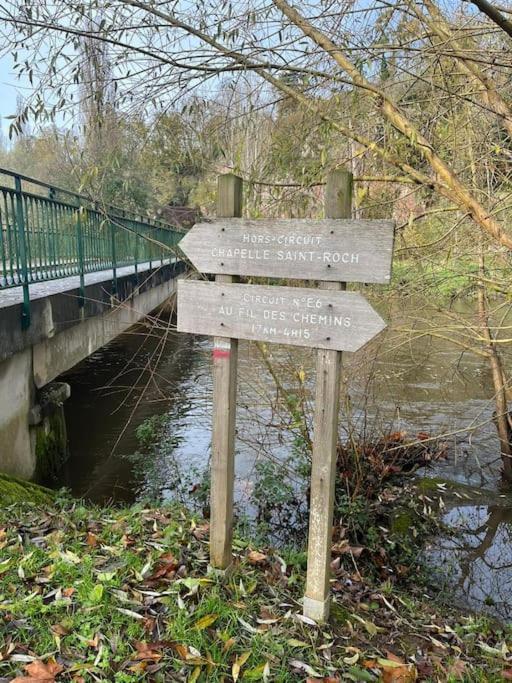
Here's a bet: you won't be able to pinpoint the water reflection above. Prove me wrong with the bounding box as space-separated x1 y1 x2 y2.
59 303 507 500
430 503 512 621
59 327 208 502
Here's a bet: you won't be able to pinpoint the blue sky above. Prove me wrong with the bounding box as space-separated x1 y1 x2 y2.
0 52 30 138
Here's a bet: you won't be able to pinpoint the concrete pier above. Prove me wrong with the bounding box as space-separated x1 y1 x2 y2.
0 260 185 480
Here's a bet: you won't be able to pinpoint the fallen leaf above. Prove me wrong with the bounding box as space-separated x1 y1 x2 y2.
223 638 236 652
148 552 180 581
347 667 375 682
88 584 104 604
133 641 163 662
331 540 364 557
294 613 318 627
80 633 99 649
382 668 416 683
379 656 417 683
259 607 277 621
232 652 251 682
191 523 209 541
115 607 145 620
127 661 147 674
477 642 507 658
353 614 379 636
194 613 218 630
50 624 70 637
171 643 189 660
12 659 63 682
446 659 466 680
86 532 98 547
237 617 259 634
247 550 267 565
289 659 322 678
287 639 310 648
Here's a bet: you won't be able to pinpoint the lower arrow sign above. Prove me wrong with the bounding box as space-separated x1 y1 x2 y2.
177 280 386 352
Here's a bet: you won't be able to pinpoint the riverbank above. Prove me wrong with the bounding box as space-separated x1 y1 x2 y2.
1 499 511 682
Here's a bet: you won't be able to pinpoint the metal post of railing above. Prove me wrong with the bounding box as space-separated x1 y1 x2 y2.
76 204 85 307
14 175 30 329
134 218 139 279
148 225 152 272
111 215 117 297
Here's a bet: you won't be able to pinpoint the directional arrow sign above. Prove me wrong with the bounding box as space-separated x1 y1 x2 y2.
179 218 394 283
177 280 386 352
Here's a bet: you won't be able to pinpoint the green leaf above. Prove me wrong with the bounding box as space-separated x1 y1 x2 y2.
286 639 310 648
97 571 116 582
347 666 376 681
243 663 268 680
88 584 104 604
194 613 218 630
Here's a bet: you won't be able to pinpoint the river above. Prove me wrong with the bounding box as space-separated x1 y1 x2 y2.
54 297 512 622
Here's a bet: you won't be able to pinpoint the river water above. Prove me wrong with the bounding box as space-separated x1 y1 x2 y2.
55 298 512 621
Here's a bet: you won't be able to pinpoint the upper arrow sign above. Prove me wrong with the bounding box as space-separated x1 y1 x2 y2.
177 280 386 352
179 218 394 283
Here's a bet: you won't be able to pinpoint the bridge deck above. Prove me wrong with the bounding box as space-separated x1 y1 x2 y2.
0 259 176 309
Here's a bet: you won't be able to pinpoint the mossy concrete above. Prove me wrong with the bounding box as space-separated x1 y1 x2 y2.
0 350 70 481
34 388 69 483
0 472 54 505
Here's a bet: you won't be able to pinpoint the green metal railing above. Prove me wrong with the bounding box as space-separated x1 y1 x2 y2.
0 168 185 328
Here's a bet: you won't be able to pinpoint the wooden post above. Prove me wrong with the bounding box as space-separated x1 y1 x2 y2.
210 173 242 569
303 168 353 621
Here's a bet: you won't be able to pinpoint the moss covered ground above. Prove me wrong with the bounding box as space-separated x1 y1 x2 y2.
0 473 54 506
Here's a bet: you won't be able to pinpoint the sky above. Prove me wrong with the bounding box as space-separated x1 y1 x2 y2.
0 52 26 138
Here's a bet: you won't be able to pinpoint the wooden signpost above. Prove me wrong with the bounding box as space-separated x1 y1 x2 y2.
177 281 386 352
209 173 241 570
179 218 394 283
177 170 395 621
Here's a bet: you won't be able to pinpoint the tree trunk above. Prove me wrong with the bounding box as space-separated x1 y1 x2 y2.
477 254 512 482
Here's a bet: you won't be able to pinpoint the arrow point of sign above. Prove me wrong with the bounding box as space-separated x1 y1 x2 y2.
178 229 194 263
179 222 216 272
345 292 387 351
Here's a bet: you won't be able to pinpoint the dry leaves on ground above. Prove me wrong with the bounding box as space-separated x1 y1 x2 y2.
12 659 63 683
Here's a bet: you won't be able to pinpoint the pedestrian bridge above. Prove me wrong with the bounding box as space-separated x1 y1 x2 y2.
0 168 186 481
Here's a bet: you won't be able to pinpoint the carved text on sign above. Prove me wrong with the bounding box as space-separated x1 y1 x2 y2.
179 218 395 283
177 280 386 352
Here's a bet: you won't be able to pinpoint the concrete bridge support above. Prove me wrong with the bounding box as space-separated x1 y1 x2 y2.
0 262 184 480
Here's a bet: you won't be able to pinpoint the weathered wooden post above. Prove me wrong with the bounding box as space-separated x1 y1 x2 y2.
177 168 393 605
210 173 242 568
303 169 352 622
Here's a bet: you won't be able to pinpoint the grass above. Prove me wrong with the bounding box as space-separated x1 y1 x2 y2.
0 499 511 682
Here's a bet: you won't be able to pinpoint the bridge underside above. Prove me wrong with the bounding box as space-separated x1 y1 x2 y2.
0 260 185 480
